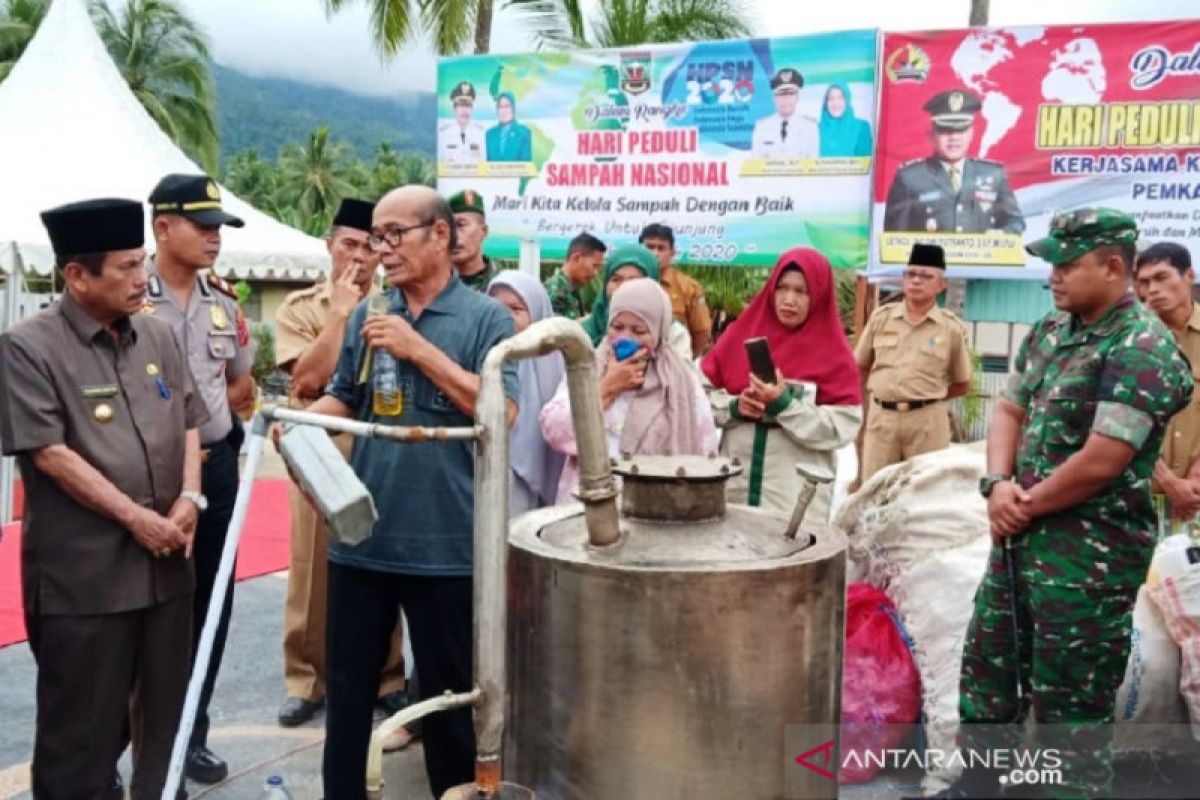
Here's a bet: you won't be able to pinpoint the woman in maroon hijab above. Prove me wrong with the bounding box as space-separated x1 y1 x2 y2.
701 247 862 520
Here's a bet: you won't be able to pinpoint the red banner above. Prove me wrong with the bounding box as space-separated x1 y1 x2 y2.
872 21 1200 275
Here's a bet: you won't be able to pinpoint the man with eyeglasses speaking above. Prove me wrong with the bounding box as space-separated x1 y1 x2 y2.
853 243 973 483
303 185 519 798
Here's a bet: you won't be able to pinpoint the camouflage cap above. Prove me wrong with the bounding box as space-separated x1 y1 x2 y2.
1025 207 1139 266
448 189 485 217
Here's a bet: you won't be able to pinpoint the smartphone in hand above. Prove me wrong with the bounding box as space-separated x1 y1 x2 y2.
744 337 776 384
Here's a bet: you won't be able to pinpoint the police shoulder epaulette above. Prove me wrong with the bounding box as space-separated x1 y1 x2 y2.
899 158 923 169
205 273 238 300
973 158 1004 167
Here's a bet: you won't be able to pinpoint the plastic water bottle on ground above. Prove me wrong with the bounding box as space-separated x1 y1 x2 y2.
258 774 293 799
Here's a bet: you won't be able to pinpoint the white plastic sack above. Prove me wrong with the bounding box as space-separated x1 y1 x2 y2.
835 445 990 791
1147 558 1200 741
1111 585 1189 754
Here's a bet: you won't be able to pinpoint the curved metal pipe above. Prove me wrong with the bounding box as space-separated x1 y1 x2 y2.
365 689 482 799
474 318 618 789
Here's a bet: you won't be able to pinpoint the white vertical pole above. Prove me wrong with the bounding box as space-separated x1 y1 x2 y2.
518 238 541 281
162 418 267 800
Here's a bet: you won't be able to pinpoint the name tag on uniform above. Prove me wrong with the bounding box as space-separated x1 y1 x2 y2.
81 384 119 398
877 333 900 348
918 190 941 202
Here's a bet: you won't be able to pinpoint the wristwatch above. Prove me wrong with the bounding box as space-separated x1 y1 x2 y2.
978 474 1010 499
180 490 208 512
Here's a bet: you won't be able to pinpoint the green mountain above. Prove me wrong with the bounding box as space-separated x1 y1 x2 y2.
213 64 435 164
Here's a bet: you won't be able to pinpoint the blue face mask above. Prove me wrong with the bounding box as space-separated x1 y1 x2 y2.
612 337 641 362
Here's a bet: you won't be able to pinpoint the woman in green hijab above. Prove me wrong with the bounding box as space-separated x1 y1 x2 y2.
486 91 533 162
580 243 693 362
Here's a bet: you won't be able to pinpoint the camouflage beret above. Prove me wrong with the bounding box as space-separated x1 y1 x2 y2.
448 189 485 217
1025 207 1139 266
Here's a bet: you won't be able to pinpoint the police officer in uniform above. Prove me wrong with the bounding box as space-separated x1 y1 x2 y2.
750 68 818 158
144 174 256 784
0 199 207 797
883 88 1024 234
438 81 486 163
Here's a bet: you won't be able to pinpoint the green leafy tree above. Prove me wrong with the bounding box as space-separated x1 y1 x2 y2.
89 0 220 173
0 0 47 83
506 0 752 50
223 149 280 212
366 142 436 197
322 0 487 55
277 125 361 229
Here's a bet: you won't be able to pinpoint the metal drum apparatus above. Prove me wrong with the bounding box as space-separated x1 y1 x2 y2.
501 452 847 800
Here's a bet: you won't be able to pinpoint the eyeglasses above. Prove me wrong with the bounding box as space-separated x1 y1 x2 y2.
903 270 941 282
368 220 434 252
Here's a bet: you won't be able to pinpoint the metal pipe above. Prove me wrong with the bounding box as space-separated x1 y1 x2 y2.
365 689 482 800
260 405 482 442
784 463 836 540
162 414 270 800
474 318 617 790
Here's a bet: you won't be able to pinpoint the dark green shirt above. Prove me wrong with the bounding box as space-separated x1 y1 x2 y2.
458 256 496 293
544 268 585 320
1003 294 1193 588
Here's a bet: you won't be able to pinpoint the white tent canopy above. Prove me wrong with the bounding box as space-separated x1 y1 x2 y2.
0 0 327 280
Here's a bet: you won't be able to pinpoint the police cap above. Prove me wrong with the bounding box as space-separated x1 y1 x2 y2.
148 174 245 228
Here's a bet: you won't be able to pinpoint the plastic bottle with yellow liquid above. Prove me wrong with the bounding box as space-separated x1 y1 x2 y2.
367 294 403 416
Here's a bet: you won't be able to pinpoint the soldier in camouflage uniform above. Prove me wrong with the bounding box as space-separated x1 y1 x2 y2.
543 232 606 319
945 209 1194 799
448 189 495 292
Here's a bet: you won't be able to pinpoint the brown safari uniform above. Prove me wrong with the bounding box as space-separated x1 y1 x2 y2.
274 283 406 704
661 268 712 351
855 301 972 482
0 293 207 797
1159 303 1200 516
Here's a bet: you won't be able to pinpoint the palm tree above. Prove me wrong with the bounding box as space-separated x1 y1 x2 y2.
223 149 281 213
277 125 362 228
0 0 47 83
89 0 220 173
507 0 752 51
321 0 486 56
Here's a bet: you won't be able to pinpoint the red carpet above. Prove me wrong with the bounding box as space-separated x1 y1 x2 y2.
0 479 292 649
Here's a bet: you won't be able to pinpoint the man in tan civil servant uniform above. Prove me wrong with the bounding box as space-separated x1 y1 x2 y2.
1134 242 1200 524
639 223 712 357
0 198 207 798
855 242 972 483
273 197 409 731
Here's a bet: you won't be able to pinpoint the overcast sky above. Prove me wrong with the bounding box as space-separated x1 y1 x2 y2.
169 0 1199 98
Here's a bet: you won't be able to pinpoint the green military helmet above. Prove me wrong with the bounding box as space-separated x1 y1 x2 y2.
1025 207 1138 266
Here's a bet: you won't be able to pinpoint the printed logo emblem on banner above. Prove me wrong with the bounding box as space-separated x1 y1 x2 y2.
885 44 930 84
621 52 652 95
